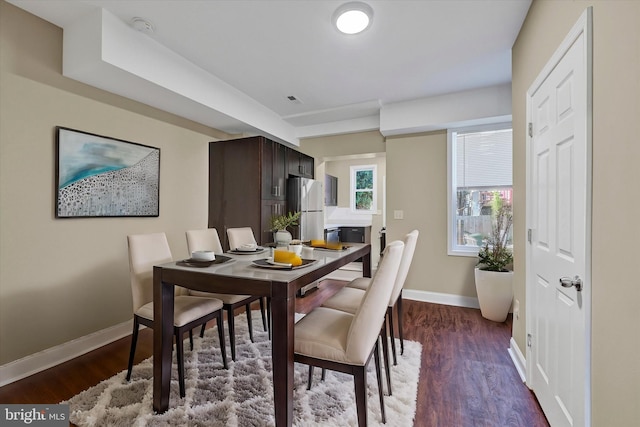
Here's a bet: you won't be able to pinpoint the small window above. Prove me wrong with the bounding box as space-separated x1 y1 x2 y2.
447 124 513 256
350 165 376 213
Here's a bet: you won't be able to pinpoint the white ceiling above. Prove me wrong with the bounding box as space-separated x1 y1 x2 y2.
7 0 531 144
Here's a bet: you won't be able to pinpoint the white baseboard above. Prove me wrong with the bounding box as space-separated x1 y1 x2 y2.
402 289 480 309
508 337 527 383
0 320 134 387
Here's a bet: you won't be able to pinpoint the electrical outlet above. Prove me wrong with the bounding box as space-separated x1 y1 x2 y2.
393 210 404 220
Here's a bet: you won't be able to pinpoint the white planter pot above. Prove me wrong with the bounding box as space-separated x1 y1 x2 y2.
274 230 292 246
474 267 513 322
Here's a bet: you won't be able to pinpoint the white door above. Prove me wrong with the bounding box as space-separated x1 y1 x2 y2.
526 8 592 427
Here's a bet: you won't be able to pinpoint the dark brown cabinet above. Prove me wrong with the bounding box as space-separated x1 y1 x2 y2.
286 149 314 178
209 136 314 248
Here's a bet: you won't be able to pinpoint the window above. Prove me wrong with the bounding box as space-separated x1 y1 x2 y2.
447 124 513 256
350 165 376 213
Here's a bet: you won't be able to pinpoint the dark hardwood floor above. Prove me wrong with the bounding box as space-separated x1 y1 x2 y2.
0 279 548 426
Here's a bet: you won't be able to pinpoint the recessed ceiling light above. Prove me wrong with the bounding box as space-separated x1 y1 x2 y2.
333 2 373 35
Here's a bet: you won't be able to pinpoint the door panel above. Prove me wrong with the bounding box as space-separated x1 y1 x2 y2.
535 149 550 249
557 138 575 257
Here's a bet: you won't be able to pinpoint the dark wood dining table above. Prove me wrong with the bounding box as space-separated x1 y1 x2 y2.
152 243 372 426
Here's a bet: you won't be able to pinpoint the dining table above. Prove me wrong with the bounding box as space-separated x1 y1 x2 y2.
152 242 372 426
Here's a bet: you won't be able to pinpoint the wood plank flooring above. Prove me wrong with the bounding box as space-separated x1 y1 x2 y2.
0 279 548 426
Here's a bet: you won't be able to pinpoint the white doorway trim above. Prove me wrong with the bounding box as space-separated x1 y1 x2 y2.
525 7 593 426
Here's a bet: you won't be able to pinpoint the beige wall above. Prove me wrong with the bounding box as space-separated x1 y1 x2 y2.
513 0 640 424
0 2 231 364
385 132 477 295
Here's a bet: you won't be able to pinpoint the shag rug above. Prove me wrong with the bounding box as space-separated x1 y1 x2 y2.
63 311 422 426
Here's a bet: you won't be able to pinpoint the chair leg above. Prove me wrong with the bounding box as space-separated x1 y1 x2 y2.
176 331 186 398
200 322 206 338
380 319 392 396
397 293 405 356
354 365 368 427
266 297 272 339
227 307 236 361
373 340 387 424
259 297 268 332
189 329 194 351
388 306 398 366
307 366 314 390
126 317 140 381
307 366 327 389
246 304 254 343
216 312 228 369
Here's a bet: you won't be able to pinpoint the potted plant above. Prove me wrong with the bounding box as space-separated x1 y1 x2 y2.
270 211 301 246
474 194 514 322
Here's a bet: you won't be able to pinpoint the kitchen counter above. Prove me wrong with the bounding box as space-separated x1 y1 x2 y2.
325 222 372 228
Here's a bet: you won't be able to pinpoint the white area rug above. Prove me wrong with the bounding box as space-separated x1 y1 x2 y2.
63 311 421 426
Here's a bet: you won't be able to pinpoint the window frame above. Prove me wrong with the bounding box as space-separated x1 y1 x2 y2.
350 164 377 214
447 122 513 257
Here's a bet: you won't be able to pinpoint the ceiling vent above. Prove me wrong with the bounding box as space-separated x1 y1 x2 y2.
286 95 303 104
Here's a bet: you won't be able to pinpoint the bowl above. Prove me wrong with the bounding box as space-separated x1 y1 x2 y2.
191 250 215 261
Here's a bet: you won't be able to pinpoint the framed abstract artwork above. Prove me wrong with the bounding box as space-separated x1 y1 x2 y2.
55 127 160 218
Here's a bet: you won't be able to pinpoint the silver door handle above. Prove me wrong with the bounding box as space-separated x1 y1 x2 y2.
559 276 583 291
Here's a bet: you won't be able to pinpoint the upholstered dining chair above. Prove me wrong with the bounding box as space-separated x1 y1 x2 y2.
226 226 273 338
226 226 258 251
186 228 267 361
318 230 419 396
294 240 405 426
345 230 419 365
126 232 227 398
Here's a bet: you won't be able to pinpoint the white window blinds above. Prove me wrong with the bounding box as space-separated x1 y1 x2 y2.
455 128 513 189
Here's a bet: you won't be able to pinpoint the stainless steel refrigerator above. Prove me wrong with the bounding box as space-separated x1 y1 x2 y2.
287 177 324 242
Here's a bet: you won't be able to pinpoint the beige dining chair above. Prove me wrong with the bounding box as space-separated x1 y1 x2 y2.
318 230 418 396
186 228 267 361
126 232 227 398
226 226 258 251
338 229 419 364
294 240 405 426
226 226 273 338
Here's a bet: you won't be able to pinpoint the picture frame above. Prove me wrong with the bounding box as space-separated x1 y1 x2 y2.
55 127 160 218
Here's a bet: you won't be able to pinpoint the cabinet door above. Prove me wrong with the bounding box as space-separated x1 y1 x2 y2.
287 148 300 177
262 139 286 200
325 174 337 206
260 200 287 245
300 154 314 178
273 143 287 199
209 139 261 250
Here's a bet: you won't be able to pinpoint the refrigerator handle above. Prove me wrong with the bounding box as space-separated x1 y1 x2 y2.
302 180 308 213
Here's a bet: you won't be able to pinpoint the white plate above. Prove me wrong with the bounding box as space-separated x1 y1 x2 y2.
229 247 266 254
251 258 316 270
